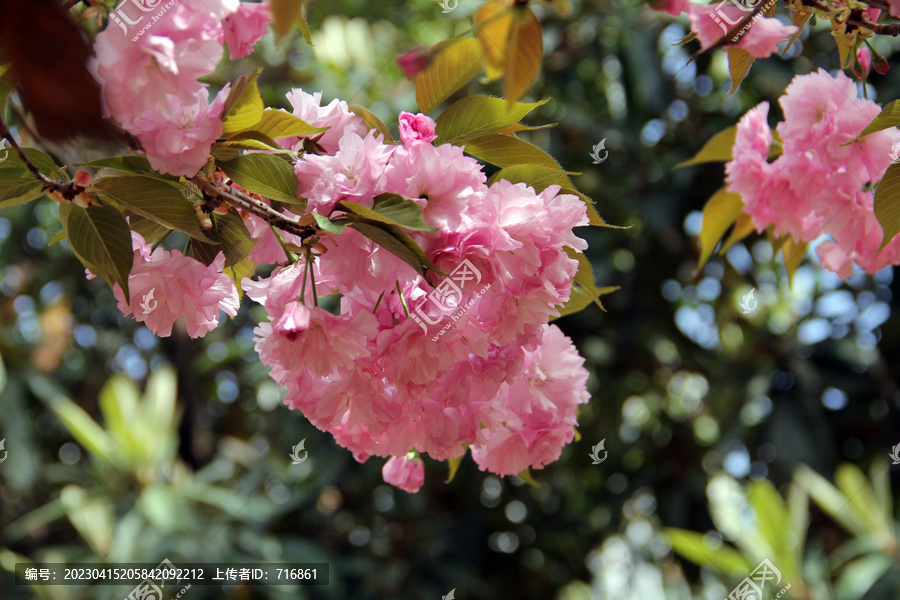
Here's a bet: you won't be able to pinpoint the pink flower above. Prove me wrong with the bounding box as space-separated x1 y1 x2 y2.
856 46 872 78
650 0 690 15
396 47 430 78
382 454 425 493
283 89 367 154
129 86 229 177
223 1 272 58
114 232 240 338
688 3 798 59
398 112 437 145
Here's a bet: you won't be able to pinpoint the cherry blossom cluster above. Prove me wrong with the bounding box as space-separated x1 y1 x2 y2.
726 69 900 277
91 0 271 177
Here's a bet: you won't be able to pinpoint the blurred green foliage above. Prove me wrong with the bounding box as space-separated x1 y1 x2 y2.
2 1 900 599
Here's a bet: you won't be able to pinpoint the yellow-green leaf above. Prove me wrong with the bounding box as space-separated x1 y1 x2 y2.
517 468 540 487
294 5 312 45
857 100 900 140
503 7 542 105
445 456 464 484
565 247 610 311
435 95 548 145
698 188 743 270
222 69 264 134
240 109 327 139
463 132 567 170
664 528 752 577
675 126 735 169
270 0 304 40
781 237 807 283
416 38 484 114
349 105 394 142
719 212 755 255
726 47 754 94
874 161 900 250
474 0 513 81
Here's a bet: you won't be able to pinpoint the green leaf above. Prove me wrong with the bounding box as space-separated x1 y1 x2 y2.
747 479 796 577
416 38 485 114
835 463 890 537
488 162 572 189
92 175 212 242
340 195 436 232
503 7 543 105
664 528 752 577
834 554 892 600
76 155 175 181
857 100 900 140
435 95 548 145
222 69 264 134
462 132 568 170
675 126 736 169
516 468 540 487
348 222 439 277
295 6 313 45
50 397 119 467
348 105 394 142
552 285 595 319
565 248 609 311
238 109 327 139
794 464 870 539
874 161 900 250
698 188 743 270
60 202 134 303
218 153 301 205
47 230 66 245
0 179 45 207
312 212 346 235
270 0 304 41
190 211 255 268
719 212 755 255
226 257 259 298
726 47 755 94
445 456 464 484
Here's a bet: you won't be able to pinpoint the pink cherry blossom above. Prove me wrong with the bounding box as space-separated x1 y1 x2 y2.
688 3 798 59
382 454 425 493
398 112 437 145
223 1 272 58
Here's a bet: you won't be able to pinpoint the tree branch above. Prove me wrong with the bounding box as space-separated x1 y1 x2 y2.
189 175 316 240
0 116 87 200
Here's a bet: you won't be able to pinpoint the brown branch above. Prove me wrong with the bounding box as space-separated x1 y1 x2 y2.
189 175 315 240
799 0 900 35
0 116 86 200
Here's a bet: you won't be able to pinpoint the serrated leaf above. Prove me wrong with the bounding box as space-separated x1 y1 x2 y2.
503 7 543 105
271 0 304 41
698 188 743 270
416 38 484 114
218 153 300 205
348 105 394 142
552 284 595 319
663 528 752 577
874 162 900 250
312 212 346 234
190 211 254 268
295 7 312 45
222 69 264 134
675 126 736 169
60 202 134 303
463 132 567 170
92 176 212 241
215 139 281 152
488 162 572 188
1 147 66 180
782 8 812 56
340 195 436 232
445 456 464 484
726 47 754 94
239 109 327 139
435 95 548 145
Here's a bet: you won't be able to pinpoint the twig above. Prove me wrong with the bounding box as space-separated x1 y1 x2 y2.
189 175 315 240
0 116 86 200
